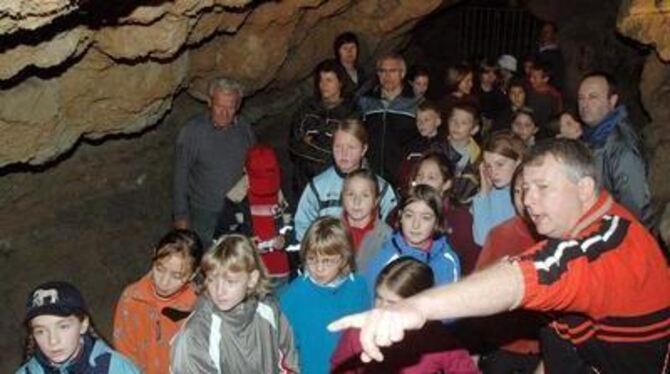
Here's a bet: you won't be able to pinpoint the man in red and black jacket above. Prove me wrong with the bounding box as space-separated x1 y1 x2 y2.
330 138 669 374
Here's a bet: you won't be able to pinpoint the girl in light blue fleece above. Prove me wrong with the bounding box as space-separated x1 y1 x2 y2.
472 131 526 245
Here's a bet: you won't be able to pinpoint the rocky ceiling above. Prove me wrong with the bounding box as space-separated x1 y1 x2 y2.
0 0 445 167
0 0 668 174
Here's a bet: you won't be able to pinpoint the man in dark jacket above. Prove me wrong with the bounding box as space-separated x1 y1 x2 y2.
578 71 653 228
359 53 419 184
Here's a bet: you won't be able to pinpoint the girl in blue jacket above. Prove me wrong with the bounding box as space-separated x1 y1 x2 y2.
280 216 371 374
17 281 140 374
364 184 461 294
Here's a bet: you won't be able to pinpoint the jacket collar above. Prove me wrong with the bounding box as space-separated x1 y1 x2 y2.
585 105 626 148
567 191 614 238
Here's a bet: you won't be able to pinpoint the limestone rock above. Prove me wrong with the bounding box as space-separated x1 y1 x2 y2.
0 26 93 81
0 0 76 34
618 0 670 61
640 54 670 215
0 0 441 167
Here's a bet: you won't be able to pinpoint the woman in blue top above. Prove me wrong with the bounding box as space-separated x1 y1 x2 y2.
280 216 371 374
365 185 461 294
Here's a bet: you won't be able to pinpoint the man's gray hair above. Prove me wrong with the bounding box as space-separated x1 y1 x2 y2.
208 77 244 99
376 52 407 75
525 138 602 190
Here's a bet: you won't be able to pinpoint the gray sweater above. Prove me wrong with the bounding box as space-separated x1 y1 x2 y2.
173 114 256 220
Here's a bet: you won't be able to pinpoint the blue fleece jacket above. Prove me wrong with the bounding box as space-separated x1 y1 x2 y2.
279 273 371 374
364 232 461 294
472 186 515 246
16 335 140 374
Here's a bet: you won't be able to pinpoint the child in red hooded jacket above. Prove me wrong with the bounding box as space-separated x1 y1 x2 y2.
214 144 295 286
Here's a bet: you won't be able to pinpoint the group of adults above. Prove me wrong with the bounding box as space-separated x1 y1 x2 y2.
171 25 667 373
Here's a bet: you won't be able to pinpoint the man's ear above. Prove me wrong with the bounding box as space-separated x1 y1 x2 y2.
361 144 369 157
577 176 596 204
471 125 480 136
608 94 619 110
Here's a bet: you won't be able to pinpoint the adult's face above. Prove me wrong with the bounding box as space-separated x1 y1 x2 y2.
338 42 358 66
523 155 589 238
540 23 556 45
209 89 240 128
578 76 617 127
377 58 404 94
319 71 342 103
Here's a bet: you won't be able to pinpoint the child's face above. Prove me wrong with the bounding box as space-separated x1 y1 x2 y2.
375 285 403 308
31 314 88 364
511 113 538 143
206 269 259 312
480 69 497 87
529 69 549 91
343 176 377 228
333 129 367 173
509 86 526 108
513 171 526 217
414 159 450 194
411 75 429 98
457 72 474 95
400 200 437 248
306 253 344 285
151 253 191 298
558 113 583 140
416 109 441 138
483 151 520 189
448 108 477 143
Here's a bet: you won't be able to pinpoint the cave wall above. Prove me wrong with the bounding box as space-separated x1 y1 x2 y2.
617 0 670 242
0 0 444 167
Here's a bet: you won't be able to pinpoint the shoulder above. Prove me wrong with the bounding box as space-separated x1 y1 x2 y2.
15 359 41 374
91 339 141 373
313 167 339 184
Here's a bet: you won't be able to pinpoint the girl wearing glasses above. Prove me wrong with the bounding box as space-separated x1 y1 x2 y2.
280 216 371 374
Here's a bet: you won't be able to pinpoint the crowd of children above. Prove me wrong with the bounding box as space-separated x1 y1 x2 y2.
17 24 611 374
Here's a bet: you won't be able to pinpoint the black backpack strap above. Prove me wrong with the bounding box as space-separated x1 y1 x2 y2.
308 179 324 211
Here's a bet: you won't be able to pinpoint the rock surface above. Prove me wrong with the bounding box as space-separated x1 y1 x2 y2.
618 0 670 61
0 0 442 167
617 0 670 238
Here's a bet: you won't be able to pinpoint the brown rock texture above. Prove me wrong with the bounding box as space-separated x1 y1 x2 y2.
618 0 670 239
618 0 670 62
0 0 442 167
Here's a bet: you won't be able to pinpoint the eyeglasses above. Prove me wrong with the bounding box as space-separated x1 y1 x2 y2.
305 256 342 268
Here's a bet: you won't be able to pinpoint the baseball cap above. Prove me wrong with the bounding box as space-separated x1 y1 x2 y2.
498 54 518 72
25 281 88 323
